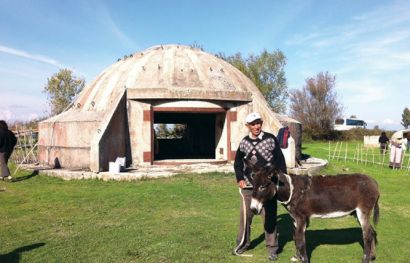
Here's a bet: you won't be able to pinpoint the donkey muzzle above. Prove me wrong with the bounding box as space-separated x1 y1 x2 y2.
250 198 263 214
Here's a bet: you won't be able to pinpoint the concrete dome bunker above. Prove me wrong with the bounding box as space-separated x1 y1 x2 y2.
38 45 296 172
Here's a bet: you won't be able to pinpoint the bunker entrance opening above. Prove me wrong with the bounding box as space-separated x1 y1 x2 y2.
153 112 216 160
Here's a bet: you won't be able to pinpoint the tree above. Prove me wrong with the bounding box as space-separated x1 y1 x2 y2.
155 124 169 138
401 107 410 129
289 72 343 138
43 69 85 116
217 49 288 113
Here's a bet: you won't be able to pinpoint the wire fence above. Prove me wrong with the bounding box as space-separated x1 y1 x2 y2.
10 127 39 165
327 141 410 171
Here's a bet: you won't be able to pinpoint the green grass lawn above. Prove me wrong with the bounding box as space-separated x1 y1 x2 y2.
1 142 410 262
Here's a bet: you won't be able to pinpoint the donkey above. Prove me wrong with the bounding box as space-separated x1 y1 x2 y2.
247 162 380 263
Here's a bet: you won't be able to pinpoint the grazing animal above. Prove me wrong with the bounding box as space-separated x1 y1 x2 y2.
247 162 380 263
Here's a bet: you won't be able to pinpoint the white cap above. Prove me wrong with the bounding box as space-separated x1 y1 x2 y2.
245 112 262 123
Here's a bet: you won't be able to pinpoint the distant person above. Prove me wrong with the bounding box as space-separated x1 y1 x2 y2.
233 112 286 261
0 120 17 180
406 132 410 153
378 132 389 154
389 131 404 169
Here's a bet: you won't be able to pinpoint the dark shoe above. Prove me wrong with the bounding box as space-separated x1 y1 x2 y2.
268 253 278 261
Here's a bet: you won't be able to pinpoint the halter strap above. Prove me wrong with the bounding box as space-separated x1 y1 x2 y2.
277 172 294 205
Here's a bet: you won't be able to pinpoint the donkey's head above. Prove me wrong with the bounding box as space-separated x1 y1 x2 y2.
245 160 279 214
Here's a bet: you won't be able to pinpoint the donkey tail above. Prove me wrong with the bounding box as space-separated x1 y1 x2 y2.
373 196 380 225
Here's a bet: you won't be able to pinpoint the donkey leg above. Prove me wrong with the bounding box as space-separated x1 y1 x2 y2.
370 225 377 260
291 222 301 262
357 209 372 263
291 218 308 263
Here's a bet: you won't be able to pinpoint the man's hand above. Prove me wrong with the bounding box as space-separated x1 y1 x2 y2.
238 180 247 189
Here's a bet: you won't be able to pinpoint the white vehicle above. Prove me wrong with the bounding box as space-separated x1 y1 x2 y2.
334 118 367 131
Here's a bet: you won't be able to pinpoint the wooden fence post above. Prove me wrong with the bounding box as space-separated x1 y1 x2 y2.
344 143 348 162
328 141 331 160
332 142 339 160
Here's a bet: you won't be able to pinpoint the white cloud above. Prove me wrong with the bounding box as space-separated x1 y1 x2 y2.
27 113 40 121
284 32 320 46
92 4 139 50
0 110 13 121
0 108 43 122
0 45 63 68
366 119 377 124
382 118 398 124
286 1 410 69
0 91 48 122
339 79 384 104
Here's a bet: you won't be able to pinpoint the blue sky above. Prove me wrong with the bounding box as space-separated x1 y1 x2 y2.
1 0 409 130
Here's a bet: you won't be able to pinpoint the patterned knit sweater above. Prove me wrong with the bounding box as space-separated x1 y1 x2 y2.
234 131 286 188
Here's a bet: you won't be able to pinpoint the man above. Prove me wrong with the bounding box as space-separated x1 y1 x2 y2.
233 112 286 261
0 120 17 180
378 131 389 154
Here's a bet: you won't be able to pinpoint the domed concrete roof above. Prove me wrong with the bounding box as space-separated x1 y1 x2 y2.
74 44 260 112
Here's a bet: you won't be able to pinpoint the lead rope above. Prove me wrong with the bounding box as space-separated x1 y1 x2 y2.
277 173 294 205
233 188 253 257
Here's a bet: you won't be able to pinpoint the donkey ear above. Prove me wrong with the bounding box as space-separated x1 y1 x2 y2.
264 165 279 181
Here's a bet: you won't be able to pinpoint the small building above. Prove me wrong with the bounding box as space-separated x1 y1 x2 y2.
38 45 297 172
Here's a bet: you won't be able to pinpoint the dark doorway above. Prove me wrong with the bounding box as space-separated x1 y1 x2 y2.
154 112 216 160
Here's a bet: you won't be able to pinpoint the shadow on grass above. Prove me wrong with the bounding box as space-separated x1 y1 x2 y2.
306 228 363 260
0 243 45 263
247 214 294 252
249 233 265 250
275 213 363 260
12 170 39 182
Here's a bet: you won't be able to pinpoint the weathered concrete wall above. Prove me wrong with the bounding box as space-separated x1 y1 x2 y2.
97 96 129 171
90 91 129 172
364 136 379 148
215 112 227 160
37 146 90 169
127 100 152 166
38 118 100 169
128 88 251 102
276 115 302 161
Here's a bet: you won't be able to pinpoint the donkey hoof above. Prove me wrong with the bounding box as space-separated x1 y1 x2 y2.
290 255 300 262
268 253 278 261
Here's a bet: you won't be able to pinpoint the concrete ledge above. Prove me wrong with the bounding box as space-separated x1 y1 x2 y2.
128 88 252 102
21 157 327 181
21 163 235 182
288 157 328 176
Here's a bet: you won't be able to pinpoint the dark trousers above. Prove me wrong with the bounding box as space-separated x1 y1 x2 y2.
0 152 10 178
235 188 278 254
380 143 388 154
